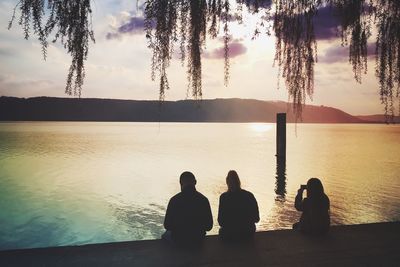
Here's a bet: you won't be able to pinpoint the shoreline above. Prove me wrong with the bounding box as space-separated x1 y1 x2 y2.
1 222 399 266
0 120 395 124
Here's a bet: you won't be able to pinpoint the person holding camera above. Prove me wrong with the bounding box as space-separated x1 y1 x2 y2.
293 178 330 235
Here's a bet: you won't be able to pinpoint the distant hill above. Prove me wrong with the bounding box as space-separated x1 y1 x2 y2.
356 114 400 123
0 96 367 123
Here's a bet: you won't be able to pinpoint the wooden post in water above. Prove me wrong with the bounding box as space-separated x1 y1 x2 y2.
275 113 287 196
276 113 286 162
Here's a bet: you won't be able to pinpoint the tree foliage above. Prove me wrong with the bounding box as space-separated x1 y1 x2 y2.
8 0 400 120
273 1 319 118
144 0 231 100
9 0 94 97
374 0 400 120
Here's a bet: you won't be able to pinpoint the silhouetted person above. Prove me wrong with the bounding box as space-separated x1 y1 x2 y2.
293 178 330 235
218 170 260 241
162 171 213 246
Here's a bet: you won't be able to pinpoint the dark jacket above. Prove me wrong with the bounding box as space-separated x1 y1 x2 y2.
295 191 330 235
164 185 213 244
218 189 260 238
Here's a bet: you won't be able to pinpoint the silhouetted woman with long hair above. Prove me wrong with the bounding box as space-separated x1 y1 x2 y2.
294 178 330 235
218 170 260 241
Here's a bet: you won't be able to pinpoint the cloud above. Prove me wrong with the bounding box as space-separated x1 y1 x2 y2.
320 42 376 64
0 74 9 82
313 6 341 41
106 14 146 40
275 5 340 41
204 41 247 59
367 44 377 56
118 16 146 34
106 4 339 42
319 45 348 64
242 0 273 11
0 76 56 97
0 48 14 57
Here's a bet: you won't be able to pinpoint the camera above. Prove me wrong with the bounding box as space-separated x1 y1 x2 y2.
300 184 307 190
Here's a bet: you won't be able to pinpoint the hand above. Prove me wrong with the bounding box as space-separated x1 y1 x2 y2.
298 185 306 195
297 189 304 195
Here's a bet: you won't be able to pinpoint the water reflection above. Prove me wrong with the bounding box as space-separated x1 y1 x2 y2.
263 198 299 230
275 158 287 199
1 122 400 250
110 202 165 240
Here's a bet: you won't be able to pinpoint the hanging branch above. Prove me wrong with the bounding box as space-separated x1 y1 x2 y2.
273 1 319 120
374 0 400 122
145 0 232 100
187 0 207 99
9 0 95 97
144 0 178 100
331 0 373 83
223 0 230 86
8 0 400 120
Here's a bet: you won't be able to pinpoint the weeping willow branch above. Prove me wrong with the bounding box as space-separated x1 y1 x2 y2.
145 0 233 100
272 0 398 119
8 0 95 97
375 0 400 122
222 0 230 86
144 0 178 100
273 1 319 120
8 0 400 120
330 0 373 83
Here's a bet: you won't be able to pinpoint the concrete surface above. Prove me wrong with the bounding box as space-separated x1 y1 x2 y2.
1 222 399 267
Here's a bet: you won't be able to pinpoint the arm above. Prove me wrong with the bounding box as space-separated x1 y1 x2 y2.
294 189 304 211
327 196 331 224
217 195 225 227
251 194 260 223
204 198 213 231
163 199 175 231
326 195 330 213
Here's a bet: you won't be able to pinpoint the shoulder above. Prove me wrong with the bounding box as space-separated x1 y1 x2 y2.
220 192 229 200
241 189 256 199
196 191 210 203
169 192 182 203
241 189 252 195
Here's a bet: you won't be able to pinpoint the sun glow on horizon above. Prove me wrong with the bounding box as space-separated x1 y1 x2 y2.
250 123 273 133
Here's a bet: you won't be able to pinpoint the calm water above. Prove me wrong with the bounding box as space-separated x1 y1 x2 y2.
0 122 399 250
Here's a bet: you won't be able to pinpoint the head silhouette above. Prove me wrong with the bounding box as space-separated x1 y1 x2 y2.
226 170 241 192
306 178 324 199
180 171 196 191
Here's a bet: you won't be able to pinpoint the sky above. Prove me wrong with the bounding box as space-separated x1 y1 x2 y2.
0 0 386 115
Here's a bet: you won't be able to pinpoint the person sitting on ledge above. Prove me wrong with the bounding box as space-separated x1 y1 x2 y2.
218 170 260 241
293 177 330 235
162 171 213 246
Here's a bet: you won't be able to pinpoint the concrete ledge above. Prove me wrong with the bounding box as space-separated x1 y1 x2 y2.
1 222 399 267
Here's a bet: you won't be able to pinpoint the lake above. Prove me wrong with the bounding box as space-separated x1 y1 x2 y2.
0 122 399 250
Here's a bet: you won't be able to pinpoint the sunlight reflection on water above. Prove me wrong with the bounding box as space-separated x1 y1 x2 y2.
0 122 399 250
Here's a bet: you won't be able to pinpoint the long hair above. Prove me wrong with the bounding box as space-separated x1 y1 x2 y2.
307 178 330 212
306 177 330 229
226 170 241 192
306 178 324 199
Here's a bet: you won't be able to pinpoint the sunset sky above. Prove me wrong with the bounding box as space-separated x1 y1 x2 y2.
0 0 385 115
